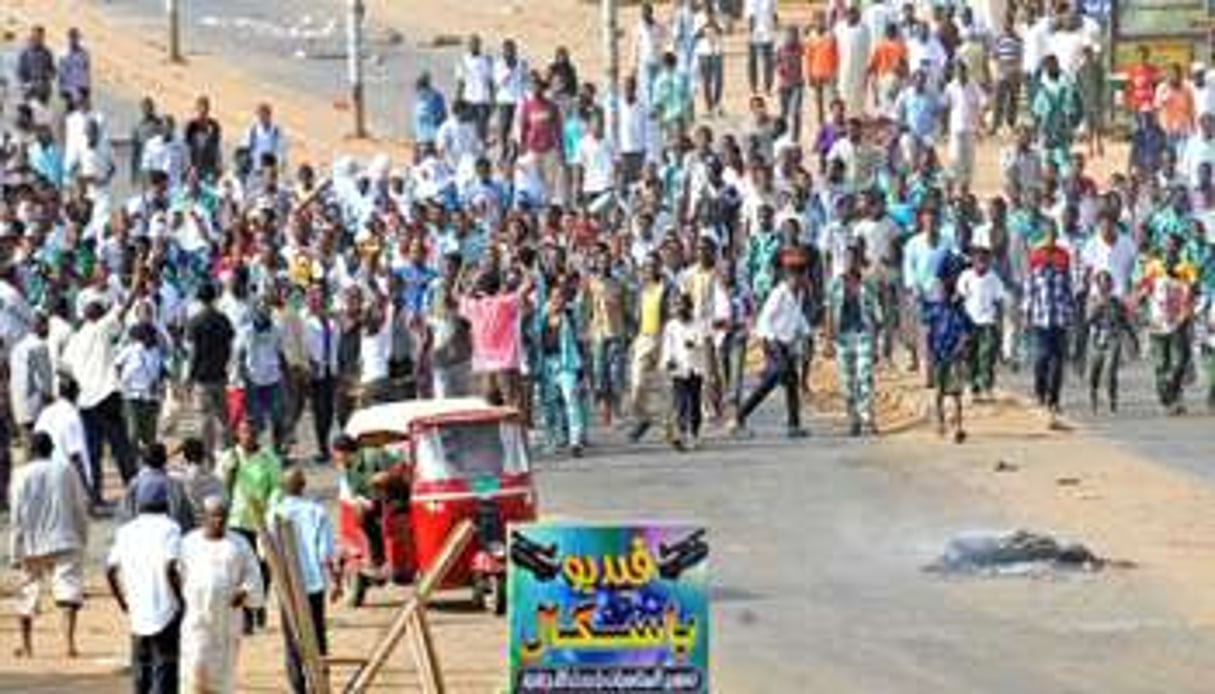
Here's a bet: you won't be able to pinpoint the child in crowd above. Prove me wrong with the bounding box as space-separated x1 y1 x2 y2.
926 257 973 443
1085 271 1135 413
663 293 709 450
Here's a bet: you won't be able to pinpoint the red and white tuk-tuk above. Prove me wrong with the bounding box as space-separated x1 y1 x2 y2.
338 397 537 614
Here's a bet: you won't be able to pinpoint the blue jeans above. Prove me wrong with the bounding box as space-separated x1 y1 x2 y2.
541 360 586 449
590 337 626 412
245 382 283 448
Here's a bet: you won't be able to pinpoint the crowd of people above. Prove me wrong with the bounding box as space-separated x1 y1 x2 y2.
2 0 1215 690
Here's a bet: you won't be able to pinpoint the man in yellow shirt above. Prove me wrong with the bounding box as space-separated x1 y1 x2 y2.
628 253 671 442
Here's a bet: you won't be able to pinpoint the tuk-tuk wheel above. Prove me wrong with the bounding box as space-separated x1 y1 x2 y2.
344 569 369 608
475 574 507 616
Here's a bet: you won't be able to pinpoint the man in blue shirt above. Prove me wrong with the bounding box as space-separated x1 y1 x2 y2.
270 468 338 694
394 237 437 321
895 69 942 146
412 73 447 158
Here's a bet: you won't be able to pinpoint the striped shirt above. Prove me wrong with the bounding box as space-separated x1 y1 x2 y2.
1022 247 1076 329
993 33 1024 79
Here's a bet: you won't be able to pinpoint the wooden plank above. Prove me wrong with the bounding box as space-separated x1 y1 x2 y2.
407 606 445 694
277 516 332 694
344 520 475 694
260 528 305 664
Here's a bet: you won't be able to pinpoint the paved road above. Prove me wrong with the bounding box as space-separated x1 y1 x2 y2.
533 401 1215 693
1002 350 1215 483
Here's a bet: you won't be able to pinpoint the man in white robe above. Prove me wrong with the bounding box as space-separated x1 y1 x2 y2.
834 7 871 117
179 496 264 694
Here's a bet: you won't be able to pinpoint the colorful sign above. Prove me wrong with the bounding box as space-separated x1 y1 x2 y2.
508 523 709 694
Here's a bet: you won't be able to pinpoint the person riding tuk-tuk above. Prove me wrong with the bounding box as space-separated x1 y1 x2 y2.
337 397 537 613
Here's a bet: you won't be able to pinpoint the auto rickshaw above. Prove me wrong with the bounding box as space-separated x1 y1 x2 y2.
338 397 537 614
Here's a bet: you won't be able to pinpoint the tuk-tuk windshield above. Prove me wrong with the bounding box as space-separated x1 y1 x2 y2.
414 420 528 481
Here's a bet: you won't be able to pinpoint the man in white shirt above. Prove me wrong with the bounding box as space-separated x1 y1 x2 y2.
358 296 395 406
956 245 1005 398
436 102 483 191
10 312 55 444
734 247 810 438
62 90 106 179
618 75 651 184
63 292 137 502
1196 68 1215 119
745 0 778 94
302 288 339 464
10 432 91 658
1180 113 1215 188
245 103 287 171
106 476 184 694
34 378 90 494
1022 11 1052 84
943 63 985 189
632 3 667 106
577 113 616 205
1080 211 1138 297
455 34 494 143
236 307 286 450
493 38 528 154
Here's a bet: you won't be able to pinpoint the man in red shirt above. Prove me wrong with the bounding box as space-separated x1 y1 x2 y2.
1124 45 1159 129
517 72 563 204
775 27 805 142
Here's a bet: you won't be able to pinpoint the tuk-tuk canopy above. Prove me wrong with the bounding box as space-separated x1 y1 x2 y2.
344 397 517 440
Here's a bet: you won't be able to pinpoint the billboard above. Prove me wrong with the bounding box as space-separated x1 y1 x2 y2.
507 523 709 694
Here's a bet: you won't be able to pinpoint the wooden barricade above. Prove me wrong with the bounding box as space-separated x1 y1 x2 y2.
343 519 475 694
261 517 331 694
265 516 474 694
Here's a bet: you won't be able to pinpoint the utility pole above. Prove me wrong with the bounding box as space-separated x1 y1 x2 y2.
602 0 620 150
167 0 182 62
348 0 368 138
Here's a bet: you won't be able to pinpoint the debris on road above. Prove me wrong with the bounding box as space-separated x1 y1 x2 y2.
925 530 1134 576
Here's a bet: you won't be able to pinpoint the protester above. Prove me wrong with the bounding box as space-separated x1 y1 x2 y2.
120 442 196 532
170 437 225 526
735 247 811 438
269 468 339 694
824 241 882 436
179 495 264 694
957 244 1004 400
9 311 55 447
926 257 973 443
9 432 90 658
106 474 184 694
1023 222 1076 426
186 282 235 460
663 293 709 450
1085 270 1134 413
33 376 91 505
333 434 390 575
217 419 282 632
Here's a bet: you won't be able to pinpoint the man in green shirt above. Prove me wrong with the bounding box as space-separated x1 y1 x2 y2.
334 435 395 574
218 419 281 632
